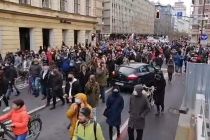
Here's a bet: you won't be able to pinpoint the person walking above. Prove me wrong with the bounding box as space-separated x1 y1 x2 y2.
40 62 51 100
47 69 65 110
78 64 90 93
64 73 81 103
72 107 105 140
4 62 20 98
0 69 10 112
167 57 175 82
0 99 30 140
66 93 92 138
153 73 166 116
85 75 100 120
128 85 150 140
104 86 124 140
29 59 42 97
95 62 108 103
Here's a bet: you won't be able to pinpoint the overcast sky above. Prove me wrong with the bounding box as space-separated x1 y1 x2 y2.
150 0 192 16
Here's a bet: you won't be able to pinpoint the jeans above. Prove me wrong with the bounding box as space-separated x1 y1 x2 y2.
128 127 143 140
16 133 27 140
32 77 40 96
100 86 105 103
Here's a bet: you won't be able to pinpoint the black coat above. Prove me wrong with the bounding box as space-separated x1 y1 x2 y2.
78 71 90 92
153 78 166 105
65 80 81 97
50 74 63 96
40 70 51 87
4 66 17 82
0 78 8 96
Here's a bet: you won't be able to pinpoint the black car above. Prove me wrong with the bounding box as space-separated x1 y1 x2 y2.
112 63 162 90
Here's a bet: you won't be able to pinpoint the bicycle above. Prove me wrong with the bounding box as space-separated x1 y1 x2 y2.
0 114 42 140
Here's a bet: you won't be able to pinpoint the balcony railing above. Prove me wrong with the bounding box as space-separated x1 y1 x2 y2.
19 0 31 5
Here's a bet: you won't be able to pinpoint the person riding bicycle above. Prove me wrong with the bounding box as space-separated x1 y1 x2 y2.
0 99 31 140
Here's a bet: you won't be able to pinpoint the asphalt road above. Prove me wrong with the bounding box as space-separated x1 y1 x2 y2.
1 69 185 140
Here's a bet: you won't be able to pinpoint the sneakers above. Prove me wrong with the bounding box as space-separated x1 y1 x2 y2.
3 107 11 112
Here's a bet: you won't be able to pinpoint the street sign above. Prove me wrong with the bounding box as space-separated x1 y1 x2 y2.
200 34 208 40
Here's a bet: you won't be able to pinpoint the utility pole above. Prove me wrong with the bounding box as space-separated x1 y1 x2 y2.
199 0 206 45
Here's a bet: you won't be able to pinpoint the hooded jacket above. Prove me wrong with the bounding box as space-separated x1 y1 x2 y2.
66 93 92 137
72 120 105 140
0 105 30 135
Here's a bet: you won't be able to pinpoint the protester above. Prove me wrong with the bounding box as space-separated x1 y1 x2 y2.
66 93 92 138
153 73 166 116
78 64 90 93
167 57 175 82
72 107 105 140
104 86 124 140
40 62 50 100
47 69 65 110
128 84 150 140
85 75 100 120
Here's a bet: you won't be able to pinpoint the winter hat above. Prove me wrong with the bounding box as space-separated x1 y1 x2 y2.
80 107 91 118
134 84 143 94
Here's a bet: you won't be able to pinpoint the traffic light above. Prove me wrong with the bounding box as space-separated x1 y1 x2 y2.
156 10 160 19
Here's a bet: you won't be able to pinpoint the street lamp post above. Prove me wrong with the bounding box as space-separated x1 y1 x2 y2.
199 0 206 45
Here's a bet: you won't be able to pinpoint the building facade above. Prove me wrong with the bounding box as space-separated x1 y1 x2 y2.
174 1 190 33
154 3 175 36
102 0 155 35
191 0 210 44
0 0 100 54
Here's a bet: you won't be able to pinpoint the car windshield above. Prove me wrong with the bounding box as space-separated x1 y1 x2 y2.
118 67 136 76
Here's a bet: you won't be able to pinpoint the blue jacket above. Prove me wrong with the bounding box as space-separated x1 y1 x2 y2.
106 93 124 126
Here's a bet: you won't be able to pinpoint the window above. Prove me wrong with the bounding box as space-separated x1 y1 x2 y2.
42 0 50 8
199 0 202 4
86 0 91 16
60 0 67 12
146 65 155 73
139 66 149 73
19 0 31 5
74 0 80 14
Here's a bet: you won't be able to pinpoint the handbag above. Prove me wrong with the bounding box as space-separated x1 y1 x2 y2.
103 108 109 117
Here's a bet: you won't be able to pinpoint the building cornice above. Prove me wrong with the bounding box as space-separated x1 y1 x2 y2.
0 0 98 24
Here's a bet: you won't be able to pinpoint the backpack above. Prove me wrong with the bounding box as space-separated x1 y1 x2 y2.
75 121 97 140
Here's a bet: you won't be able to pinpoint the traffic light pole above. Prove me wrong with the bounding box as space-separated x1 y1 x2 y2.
199 0 206 45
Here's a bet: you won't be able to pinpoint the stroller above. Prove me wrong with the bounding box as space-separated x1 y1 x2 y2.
142 85 155 107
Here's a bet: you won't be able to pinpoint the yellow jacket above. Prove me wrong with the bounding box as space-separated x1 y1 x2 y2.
66 93 92 137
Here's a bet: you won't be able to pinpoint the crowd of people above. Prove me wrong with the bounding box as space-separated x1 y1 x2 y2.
0 37 208 140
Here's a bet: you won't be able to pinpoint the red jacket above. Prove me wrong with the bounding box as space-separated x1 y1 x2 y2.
0 106 30 135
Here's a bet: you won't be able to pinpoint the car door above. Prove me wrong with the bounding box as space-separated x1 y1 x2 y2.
137 65 150 85
145 65 156 86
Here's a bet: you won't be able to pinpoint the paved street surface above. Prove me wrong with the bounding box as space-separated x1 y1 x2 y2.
1 70 185 140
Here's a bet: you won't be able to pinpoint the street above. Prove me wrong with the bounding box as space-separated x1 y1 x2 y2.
1 69 185 140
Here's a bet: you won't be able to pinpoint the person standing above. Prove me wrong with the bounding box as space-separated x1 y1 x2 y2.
72 107 105 140
167 58 175 82
48 69 65 110
95 62 108 103
66 93 92 138
0 69 10 112
105 86 124 140
128 85 150 140
153 73 166 116
85 75 100 120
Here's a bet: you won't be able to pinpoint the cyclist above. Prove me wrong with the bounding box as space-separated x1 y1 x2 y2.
0 99 30 140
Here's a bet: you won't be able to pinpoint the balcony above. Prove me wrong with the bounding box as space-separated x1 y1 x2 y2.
19 0 31 5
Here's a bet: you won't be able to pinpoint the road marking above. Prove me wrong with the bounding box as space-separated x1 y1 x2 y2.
28 87 112 114
113 118 129 140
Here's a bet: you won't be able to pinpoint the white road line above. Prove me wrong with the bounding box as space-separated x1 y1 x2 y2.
28 87 112 114
113 118 129 140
